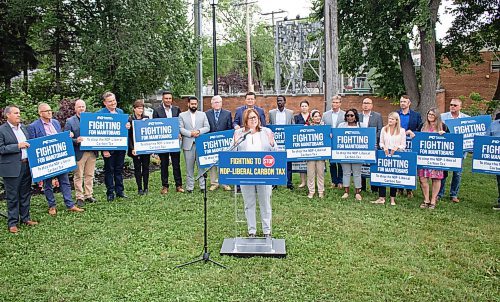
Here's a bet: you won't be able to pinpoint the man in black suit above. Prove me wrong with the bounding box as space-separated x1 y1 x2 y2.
0 105 38 233
205 95 233 191
152 91 184 194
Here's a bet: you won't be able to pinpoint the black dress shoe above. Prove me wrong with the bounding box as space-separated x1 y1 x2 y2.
76 199 85 207
143 189 149 194
138 189 144 195
287 185 295 190
200 189 206 193
248 233 256 238
272 185 277 190
186 190 193 194
117 194 128 199
85 197 97 203
107 195 115 202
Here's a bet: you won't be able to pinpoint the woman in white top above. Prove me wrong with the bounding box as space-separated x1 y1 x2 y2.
371 112 406 206
305 109 326 199
338 108 364 201
233 108 276 237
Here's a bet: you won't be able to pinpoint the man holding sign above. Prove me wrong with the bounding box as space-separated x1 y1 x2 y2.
28 103 83 215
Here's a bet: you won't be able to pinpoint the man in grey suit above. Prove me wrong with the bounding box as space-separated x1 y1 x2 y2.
179 96 210 193
0 105 38 233
359 97 383 192
205 95 233 191
322 95 345 188
268 95 295 189
64 99 98 206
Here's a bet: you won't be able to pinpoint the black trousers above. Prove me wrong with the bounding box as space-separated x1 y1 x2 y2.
379 187 397 198
4 162 32 227
132 155 151 190
159 152 182 188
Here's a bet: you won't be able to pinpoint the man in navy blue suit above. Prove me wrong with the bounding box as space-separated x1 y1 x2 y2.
28 103 84 216
233 92 266 129
205 95 233 191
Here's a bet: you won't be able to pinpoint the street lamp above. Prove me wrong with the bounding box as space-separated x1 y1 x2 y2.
210 0 218 95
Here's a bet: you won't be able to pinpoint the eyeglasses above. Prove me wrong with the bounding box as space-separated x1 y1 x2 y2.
427 113 435 116
40 110 52 113
450 104 459 107
345 114 355 117
248 116 258 120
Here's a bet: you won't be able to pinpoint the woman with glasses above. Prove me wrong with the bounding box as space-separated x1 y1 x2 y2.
293 100 310 188
409 107 449 209
233 108 276 238
305 109 326 199
338 108 364 200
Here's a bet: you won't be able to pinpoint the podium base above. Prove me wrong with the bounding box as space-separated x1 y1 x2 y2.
220 237 286 258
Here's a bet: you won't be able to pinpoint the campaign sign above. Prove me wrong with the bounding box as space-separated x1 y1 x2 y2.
472 136 500 175
370 151 417 190
27 131 77 182
291 161 307 173
284 125 331 161
195 130 234 169
268 125 301 151
80 112 129 150
218 151 287 185
411 132 464 171
331 127 376 163
445 115 492 151
133 118 180 155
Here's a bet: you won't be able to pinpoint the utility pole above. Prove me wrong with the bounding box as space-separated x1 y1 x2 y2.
261 10 286 94
194 0 203 109
245 1 254 92
324 0 339 111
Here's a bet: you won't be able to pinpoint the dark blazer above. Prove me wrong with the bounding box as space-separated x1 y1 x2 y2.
206 109 233 132
127 114 149 157
28 118 62 139
398 109 422 132
153 104 181 119
64 115 98 161
0 123 29 177
233 105 266 128
294 113 308 125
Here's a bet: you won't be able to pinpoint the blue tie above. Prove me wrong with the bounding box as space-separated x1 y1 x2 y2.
215 111 219 122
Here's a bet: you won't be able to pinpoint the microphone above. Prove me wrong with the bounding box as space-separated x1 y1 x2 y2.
241 129 252 138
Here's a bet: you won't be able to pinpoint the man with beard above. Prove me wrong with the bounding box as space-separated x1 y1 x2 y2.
179 96 210 193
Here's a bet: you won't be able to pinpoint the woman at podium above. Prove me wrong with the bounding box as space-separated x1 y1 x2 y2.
233 108 276 238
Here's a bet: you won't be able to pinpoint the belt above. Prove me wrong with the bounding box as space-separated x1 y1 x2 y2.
21 159 28 163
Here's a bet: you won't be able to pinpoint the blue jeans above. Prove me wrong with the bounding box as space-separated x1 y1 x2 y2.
44 173 75 209
103 150 126 197
497 175 500 204
287 162 293 187
438 170 461 198
329 162 343 185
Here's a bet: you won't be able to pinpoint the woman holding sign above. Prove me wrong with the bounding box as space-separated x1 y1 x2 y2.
412 108 449 209
293 100 310 188
127 99 151 195
338 108 364 201
371 112 407 206
306 109 326 199
233 108 276 238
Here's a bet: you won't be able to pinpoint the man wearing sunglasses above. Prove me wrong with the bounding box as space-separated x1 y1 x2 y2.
439 98 469 203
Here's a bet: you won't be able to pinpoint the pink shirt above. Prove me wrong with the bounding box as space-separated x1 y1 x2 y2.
43 120 57 135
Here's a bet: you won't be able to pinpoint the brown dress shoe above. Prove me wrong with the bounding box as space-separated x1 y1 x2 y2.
48 207 57 216
23 220 38 226
160 187 168 194
68 206 84 212
451 197 460 203
176 186 185 193
8 226 18 233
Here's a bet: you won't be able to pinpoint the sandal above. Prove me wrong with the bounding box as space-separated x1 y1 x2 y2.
341 193 349 199
420 201 430 209
428 204 436 210
355 193 362 201
371 199 385 204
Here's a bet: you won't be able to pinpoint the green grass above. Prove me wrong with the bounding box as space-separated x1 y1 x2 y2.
0 157 498 301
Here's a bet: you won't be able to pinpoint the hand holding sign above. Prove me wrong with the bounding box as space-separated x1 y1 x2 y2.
18 142 30 149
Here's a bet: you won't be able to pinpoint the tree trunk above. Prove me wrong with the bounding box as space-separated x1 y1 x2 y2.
493 73 500 101
399 42 420 106
417 0 440 116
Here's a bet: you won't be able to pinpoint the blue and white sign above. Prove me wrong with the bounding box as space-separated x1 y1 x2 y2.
218 151 287 185
284 125 331 161
411 132 464 171
268 125 301 151
80 112 129 150
195 130 234 169
27 131 77 182
133 118 180 155
370 151 417 190
291 161 307 173
472 136 500 175
445 115 492 151
331 127 376 163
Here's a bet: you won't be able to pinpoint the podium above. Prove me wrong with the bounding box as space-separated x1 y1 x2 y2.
218 152 288 258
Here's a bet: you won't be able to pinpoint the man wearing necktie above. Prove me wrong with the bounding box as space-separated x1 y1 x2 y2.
205 95 233 191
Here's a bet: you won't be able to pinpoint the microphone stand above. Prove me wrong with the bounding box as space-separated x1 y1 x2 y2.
176 130 250 269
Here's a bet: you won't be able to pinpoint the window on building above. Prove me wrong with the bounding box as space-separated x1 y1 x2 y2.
491 60 500 72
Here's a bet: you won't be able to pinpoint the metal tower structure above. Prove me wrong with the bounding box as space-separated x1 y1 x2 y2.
275 19 324 94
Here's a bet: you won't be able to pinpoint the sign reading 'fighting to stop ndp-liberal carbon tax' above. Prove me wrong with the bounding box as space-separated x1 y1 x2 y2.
133 118 180 155
370 150 417 190
79 112 129 150
330 127 376 164
411 132 464 171
27 131 77 183
445 115 491 151
218 151 287 185
195 129 234 169
284 125 331 161
472 136 500 175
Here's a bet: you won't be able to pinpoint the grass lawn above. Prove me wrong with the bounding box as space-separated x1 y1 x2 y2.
0 157 498 302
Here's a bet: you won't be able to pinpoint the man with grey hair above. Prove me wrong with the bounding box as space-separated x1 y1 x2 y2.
205 95 233 191
0 105 38 233
64 99 98 207
322 95 345 188
28 103 84 215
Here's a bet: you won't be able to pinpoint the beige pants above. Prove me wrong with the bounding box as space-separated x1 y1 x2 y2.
74 151 97 199
307 160 325 194
210 166 219 185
